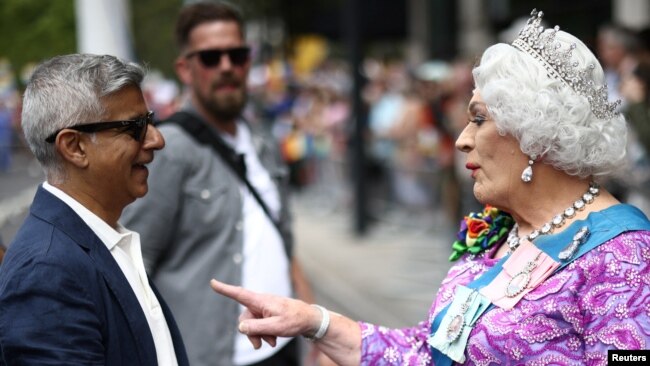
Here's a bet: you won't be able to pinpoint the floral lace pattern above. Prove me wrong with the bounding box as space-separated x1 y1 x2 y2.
360 230 650 365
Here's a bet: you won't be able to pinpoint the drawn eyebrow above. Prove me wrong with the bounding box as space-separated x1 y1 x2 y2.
468 101 486 115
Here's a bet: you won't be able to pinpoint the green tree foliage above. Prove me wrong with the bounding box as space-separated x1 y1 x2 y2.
0 0 341 85
0 0 75 86
131 0 183 78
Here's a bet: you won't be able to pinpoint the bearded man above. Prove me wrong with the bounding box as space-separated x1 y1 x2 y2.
121 2 313 366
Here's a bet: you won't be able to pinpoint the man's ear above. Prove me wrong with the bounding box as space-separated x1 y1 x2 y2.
55 130 90 169
175 56 193 85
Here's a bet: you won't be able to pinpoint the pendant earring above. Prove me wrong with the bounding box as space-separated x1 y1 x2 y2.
521 155 535 183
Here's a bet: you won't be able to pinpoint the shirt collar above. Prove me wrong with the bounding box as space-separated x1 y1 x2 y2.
219 121 251 154
42 181 132 250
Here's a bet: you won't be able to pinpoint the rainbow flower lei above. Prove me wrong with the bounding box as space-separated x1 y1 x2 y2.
449 205 515 261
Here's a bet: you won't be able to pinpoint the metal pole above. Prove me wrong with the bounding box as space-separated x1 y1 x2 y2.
344 0 368 235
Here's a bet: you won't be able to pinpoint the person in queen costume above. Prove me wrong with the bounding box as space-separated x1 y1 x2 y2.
209 9 650 365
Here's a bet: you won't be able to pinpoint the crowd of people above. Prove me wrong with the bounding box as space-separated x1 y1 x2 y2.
3 16 650 227
602 24 650 215
0 59 20 173
235 19 650 225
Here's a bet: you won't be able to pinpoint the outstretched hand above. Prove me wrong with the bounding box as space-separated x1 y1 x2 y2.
210 279 318 349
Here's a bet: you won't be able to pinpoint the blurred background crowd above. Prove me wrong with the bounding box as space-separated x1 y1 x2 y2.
2 0 650 240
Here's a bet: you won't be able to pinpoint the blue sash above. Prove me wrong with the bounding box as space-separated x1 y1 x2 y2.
430 204 650 365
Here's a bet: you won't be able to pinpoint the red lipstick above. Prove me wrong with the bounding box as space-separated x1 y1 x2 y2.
466 163 479 178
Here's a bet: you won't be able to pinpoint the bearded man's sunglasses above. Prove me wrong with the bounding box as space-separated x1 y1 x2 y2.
45 111 155 143
185 47 251 68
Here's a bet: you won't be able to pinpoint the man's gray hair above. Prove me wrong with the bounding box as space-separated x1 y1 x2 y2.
21 54 145 183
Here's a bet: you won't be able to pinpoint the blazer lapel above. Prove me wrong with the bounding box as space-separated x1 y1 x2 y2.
88 244 157 365
31 186 158 365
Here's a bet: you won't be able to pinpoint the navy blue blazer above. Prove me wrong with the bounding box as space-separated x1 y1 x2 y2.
0 186 189 365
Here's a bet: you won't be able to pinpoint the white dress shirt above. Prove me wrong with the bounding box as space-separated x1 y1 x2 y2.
43 182 178 366
221 123 292 365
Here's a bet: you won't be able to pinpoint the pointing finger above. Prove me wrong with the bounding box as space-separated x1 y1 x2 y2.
210 279 265 311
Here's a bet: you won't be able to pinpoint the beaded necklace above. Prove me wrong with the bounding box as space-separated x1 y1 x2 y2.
506 182 600 252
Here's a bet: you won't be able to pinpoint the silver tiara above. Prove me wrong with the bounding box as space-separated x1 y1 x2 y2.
511 9 621 120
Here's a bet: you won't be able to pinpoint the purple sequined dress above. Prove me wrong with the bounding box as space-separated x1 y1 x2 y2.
360 230 650 365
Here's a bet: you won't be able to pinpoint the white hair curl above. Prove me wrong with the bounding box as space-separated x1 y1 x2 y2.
473 30 627 178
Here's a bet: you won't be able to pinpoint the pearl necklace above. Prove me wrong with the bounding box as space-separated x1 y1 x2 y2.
506 182 600 252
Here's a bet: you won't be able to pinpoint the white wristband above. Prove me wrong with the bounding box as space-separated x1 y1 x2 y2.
304 304 330 341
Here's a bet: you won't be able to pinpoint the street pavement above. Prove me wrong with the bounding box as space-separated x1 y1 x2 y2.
291 191 455 329
1 147 457 331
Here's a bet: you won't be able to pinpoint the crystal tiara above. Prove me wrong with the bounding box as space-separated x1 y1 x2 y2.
511 9 621 120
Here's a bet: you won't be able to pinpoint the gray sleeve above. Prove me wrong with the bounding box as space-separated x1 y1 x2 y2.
121 129 189 274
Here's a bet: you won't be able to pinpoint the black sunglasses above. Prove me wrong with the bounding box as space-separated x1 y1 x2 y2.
186 47 251 68
45 111 155 143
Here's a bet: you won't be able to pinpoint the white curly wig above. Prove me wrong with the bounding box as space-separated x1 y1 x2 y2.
472 30 627 178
